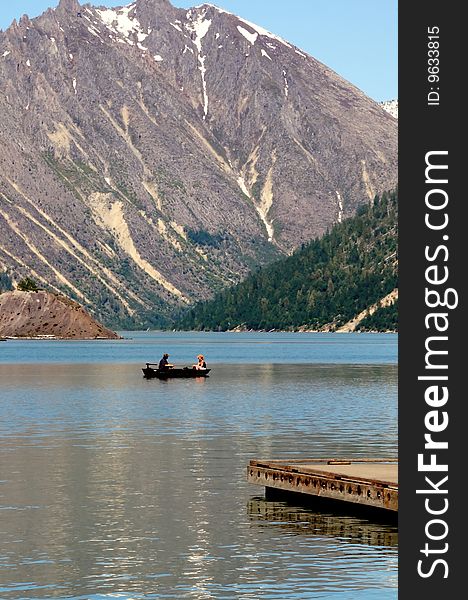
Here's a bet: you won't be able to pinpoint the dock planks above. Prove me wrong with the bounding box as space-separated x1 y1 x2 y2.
247 458 398 512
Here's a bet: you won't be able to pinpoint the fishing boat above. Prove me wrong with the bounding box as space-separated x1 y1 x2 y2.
142 363 211 379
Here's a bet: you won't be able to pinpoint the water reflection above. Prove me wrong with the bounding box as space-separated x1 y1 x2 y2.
248 498 398 547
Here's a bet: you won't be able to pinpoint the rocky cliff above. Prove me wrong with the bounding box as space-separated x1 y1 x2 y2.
0 0 397 327
0 290 120 338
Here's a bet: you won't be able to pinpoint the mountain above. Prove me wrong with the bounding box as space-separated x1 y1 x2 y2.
0 289 120 338
0 0 397 327
175 190 398 332
380 99 398 119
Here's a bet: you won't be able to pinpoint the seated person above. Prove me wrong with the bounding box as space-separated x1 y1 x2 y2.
158 353 173 370
193 354 207 370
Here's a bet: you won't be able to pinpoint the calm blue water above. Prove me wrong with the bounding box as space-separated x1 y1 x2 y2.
0 332 398 599
0 331 397 365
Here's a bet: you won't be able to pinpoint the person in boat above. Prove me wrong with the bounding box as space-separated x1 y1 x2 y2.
158 353 173 370
193 354 207 370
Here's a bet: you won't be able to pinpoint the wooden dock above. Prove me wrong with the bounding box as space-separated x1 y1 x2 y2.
247 458 398 513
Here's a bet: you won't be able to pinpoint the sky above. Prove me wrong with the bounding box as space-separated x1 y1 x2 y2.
0 0 397 101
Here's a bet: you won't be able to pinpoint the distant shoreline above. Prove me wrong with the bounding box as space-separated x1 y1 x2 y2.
1 335 120 341
1 330 398 338
153 328 398 334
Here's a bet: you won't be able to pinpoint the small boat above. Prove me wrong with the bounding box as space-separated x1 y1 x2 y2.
142 363 211 379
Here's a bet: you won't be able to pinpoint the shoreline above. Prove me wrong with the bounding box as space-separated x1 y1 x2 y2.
227 328 397 334
1 335 122 341
1 330 397 339
136 328 398 334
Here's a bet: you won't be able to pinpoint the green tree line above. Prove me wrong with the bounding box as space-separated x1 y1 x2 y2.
174 190 398 332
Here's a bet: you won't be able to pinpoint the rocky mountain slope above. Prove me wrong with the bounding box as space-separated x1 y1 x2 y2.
175 191 398 332
0 0 397 327
0 290 120 338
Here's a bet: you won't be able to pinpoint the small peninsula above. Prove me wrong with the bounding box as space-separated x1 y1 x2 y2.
0 290 120 340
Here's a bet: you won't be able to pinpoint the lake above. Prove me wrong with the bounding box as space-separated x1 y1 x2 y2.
0 332 398 599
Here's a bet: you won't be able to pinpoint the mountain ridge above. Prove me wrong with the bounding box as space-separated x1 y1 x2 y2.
0 0 397 327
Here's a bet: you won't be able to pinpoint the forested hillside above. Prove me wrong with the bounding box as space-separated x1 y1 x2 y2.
175 191 398 331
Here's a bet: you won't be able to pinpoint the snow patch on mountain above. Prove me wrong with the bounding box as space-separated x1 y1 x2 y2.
237 16 292 49
185 9 212 119
185 9 212 52
95 4 150 50
237 25 258 45
87 26 101 38
199 4 292 49
380 99 398 119
282 70 289 97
